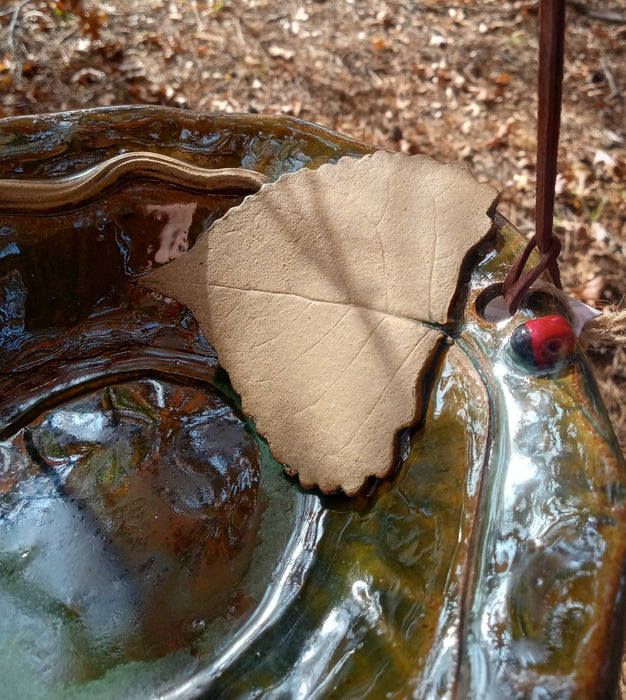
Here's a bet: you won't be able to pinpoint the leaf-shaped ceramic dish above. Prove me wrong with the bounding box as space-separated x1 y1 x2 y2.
0 107 624 699
140 150 500 496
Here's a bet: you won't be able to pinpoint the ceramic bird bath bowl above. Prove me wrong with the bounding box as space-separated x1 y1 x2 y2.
0 107 624 699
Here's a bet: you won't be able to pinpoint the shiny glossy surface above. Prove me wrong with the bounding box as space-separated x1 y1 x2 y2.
457 221 626 697
0 107 624 699
510 314 577 371
2 379 263 665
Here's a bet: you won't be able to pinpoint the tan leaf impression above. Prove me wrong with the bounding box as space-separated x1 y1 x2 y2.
142 151 498 495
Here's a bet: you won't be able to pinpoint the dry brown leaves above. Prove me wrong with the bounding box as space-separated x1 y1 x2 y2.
0 0 624 449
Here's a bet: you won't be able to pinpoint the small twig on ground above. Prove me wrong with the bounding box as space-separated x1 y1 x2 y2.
190 0 204 32
601 58 622 102
233 17 246 49
567 0 626 25
7 0 35 55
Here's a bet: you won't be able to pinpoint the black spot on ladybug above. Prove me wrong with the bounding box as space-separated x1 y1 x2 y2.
510 314 576 371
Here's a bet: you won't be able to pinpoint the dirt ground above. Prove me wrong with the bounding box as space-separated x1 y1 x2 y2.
0 0 624 450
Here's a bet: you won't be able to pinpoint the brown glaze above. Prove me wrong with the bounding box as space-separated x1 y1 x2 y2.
1 108 625 700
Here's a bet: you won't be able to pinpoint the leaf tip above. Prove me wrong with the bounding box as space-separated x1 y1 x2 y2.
136 234 209 307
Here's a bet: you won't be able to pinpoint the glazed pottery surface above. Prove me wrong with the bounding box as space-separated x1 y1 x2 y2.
0 107 624 699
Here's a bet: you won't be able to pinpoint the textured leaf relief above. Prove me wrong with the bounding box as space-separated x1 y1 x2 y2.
142 151 498 495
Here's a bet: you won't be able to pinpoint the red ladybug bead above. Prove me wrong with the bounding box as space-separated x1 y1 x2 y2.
510 314 576 371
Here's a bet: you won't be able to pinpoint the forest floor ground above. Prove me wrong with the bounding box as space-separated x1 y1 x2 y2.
0 0 625 449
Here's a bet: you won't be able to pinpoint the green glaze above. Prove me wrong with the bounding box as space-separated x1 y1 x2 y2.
0 107 624 699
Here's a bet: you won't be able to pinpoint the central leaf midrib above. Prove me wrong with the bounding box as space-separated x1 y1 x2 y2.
206 281 442 329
